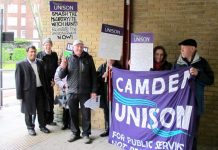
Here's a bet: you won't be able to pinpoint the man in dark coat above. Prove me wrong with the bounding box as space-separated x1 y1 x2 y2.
97 59 122 137
173 39 214 150
15 45 51 136
37 38 58 125
59 40 97 144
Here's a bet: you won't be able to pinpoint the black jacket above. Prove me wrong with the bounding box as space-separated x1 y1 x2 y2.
37 51 58 81
59 51 97 94
97 61 122 108
15 59 50 114
151 60 172 71
173 52 214 115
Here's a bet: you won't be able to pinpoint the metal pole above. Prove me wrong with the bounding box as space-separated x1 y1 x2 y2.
122 0 131 69
0 9 3 107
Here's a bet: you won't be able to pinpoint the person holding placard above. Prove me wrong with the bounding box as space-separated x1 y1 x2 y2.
97 59 122 137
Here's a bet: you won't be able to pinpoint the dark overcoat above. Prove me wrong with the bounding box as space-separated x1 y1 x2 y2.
15 59 50 114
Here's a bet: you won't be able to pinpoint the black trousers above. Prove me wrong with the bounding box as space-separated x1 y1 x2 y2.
45 86 54 124
192 116 200 150
102 99 109 132
68 94 91 136
100 83 109 132
63 108 70 128
25 87 46 129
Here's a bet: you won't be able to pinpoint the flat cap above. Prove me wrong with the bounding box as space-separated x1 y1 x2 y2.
178 39 197 47
73 40 84 46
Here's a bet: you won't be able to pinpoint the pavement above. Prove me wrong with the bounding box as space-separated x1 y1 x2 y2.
0 92 217 150
0 96 118 150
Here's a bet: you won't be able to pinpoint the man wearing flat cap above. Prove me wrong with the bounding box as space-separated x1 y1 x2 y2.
173 38 214 150
59 39 97 144
37 38 58 126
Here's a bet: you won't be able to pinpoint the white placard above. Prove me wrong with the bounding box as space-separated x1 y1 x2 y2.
98 24 123 60
130 33 154 71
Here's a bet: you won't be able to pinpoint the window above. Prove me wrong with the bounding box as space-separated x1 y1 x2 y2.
7 17 17 26
21 17 26 26
0 5 4 9
32 42 39 49
21 30 26 38
7 4 18 13
33 29 39 38
21 5 26 14
7 30 17 38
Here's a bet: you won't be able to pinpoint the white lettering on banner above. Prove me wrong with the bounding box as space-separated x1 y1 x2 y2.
114 103 192 130
155 141 184 150
112 131 125 141
152 78 165 94
127 137 153 148
116 70 190 95
135 79 149 94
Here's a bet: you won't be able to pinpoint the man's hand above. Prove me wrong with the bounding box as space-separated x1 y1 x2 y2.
60 58 67 69
90 93 97 99
102 72 108 78
51 80 55 87
190 67 199 76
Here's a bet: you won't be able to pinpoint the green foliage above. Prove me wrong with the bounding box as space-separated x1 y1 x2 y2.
3 63 16 69
2 49 11 61
12 48 26 61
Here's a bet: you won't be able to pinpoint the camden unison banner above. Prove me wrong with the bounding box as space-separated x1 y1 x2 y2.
109 67 197 150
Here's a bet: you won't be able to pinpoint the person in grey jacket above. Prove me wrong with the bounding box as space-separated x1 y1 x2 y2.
173 39 214 150
59 40 97 144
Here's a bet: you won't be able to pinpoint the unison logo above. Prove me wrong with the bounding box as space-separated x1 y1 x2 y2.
113 90 192 138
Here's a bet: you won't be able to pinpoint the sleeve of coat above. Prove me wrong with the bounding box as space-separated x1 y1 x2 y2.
54 67 65 89
197 58 214 86
15 63 23 99
89 56 98 93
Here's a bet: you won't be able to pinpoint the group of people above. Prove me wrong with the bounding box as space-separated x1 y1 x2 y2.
15 38 214 149
15 38 58 136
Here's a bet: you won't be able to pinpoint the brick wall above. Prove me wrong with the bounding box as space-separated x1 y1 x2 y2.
132 0 218 147
40 0 124 129
39 0 218 147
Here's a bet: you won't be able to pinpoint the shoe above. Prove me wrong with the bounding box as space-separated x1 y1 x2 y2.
40 127 50 133
67 134 81 142
83 136 91 144
61 126 68 130
28 129 36 136
100 131 109 137
48 122 57 126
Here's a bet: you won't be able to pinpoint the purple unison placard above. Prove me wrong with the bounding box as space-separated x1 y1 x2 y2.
101 24 123 36
109 67 196 150
50 1 77 11
131 32 153 43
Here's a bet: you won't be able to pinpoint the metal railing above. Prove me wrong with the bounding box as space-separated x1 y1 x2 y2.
0 69 16 107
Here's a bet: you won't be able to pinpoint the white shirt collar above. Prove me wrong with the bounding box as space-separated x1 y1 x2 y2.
27 58 37 64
